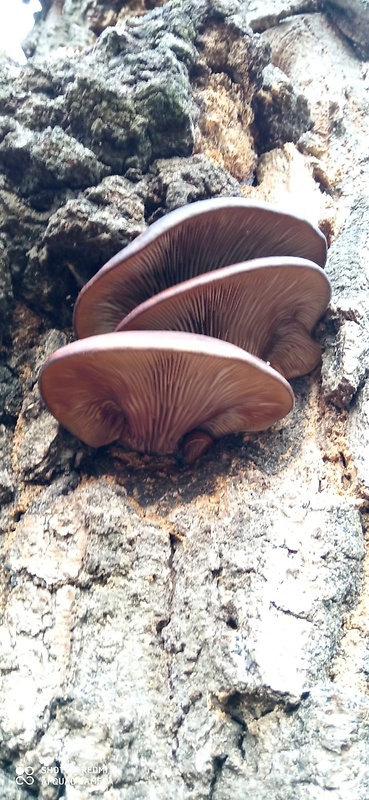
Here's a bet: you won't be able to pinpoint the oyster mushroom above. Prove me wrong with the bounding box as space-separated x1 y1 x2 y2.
73 198 327 339
116 256 331 379
38 330 294 461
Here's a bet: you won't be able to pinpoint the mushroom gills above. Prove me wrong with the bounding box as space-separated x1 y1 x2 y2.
38 331 294 457
116 257 331 379
73 198 327 339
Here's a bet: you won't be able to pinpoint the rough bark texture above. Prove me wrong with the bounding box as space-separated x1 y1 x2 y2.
1 0 369 797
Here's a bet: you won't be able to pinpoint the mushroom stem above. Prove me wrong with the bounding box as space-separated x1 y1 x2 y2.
182 430 214 462
266 319 322 378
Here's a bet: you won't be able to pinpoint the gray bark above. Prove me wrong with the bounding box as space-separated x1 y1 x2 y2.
1 0 369 797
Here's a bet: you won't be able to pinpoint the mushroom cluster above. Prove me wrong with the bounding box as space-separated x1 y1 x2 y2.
39 198 331 462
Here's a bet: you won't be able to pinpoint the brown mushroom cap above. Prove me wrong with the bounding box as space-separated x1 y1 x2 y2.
73 198 327 339
39 331 294 457
116 257 331 378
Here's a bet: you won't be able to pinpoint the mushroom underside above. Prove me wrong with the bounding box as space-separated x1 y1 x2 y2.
116 258 331 378
39 331 294 456
42 200 330 460
73 199 327 338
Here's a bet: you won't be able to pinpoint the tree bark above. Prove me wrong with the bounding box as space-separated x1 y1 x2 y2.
1 0 369 797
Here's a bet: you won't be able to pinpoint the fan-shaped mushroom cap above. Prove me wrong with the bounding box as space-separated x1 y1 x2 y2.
116 257 331 379
73 198 327 339
39 331 294 458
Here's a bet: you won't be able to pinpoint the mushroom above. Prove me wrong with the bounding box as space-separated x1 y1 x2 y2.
39 330 294 461
73 198 327 339
116 256 331 379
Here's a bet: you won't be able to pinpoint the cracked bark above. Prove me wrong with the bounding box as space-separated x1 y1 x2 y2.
1 0 369 798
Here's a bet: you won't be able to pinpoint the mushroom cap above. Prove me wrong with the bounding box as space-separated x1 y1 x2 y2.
73 198 327 339
116 256 331 378
39 330 294 456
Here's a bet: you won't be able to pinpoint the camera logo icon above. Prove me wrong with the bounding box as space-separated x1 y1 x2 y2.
15 767 35 786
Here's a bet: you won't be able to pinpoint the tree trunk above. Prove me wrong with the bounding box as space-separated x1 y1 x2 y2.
1 0 369 797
